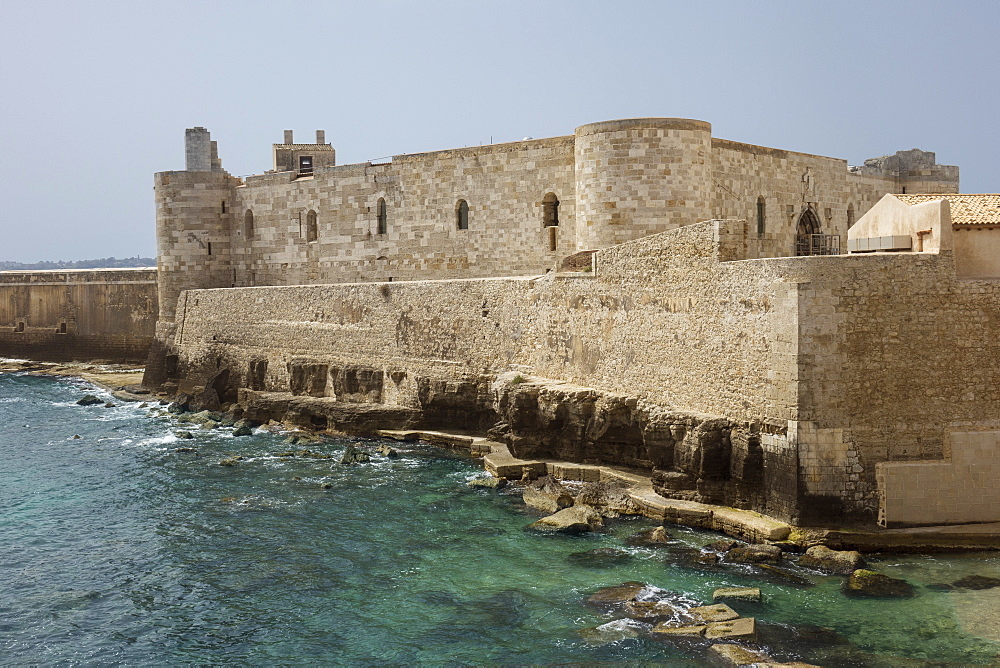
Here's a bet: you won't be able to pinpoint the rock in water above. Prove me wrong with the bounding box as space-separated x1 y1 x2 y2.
175 431 194 439
232 422 254 437
842 569 914 598
625 525 672 547
339 444 371 465
574 480 640 516
798 545 866 575
726 544 783 564
578 618 644 644
687 603 740 623
522 476 574 513
526 505 604 534
583 582 648 610
707 643 772 666
377 444 399 458
712 587 762 603
468 476 508 490
76 395 102 406
219 456 243 467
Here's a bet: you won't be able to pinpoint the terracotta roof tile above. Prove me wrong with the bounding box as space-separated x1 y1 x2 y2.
896 194 1000 227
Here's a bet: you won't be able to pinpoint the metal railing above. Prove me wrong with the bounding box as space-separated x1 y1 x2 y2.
796 234 841 256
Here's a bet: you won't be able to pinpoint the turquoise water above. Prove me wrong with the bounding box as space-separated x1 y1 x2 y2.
3 373 1000 666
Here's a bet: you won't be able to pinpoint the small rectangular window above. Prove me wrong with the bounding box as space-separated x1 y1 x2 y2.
221 200 227 213
207 242 212 256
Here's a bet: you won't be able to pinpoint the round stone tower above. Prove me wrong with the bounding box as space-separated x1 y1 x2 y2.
144 128 237 389
573 118 713 250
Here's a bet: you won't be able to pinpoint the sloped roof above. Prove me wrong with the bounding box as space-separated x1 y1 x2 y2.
895 194 1000 227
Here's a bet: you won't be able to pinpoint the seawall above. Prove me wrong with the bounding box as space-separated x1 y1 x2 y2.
0 268 158 363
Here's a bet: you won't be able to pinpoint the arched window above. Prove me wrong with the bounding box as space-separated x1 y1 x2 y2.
756 197 766 237
543 192 559 227
456 199 469 230
244 210 254 238
377 198 387 234
847 203 856 228
306 209 318 242
795 207 821 256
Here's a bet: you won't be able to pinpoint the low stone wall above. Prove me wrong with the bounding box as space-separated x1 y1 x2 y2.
0 269 158 363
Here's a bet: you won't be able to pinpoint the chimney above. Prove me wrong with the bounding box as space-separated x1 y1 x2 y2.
316 130 325 145
284 130 294 145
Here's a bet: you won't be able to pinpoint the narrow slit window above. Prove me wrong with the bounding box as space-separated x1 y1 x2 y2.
377 198 387 234
756 196 766 237
207 242 212 256
456 199 469 230
847 203 856 228
221 200 227 213
244 210 254 238
306 210 318 242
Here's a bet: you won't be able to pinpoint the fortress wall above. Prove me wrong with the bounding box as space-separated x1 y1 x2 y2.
711 139 861 258
0 269 158 362
170 221 799 424
228 136 577 287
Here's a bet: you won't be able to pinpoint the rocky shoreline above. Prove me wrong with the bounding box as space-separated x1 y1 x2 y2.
6 358 1000 555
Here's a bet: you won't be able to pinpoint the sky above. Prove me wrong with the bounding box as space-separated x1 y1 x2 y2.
1 0 997 262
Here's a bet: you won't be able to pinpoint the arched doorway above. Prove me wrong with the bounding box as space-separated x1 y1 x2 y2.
795 207 821 256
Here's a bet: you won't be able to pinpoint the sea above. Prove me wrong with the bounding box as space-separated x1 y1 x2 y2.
3 370 1000 666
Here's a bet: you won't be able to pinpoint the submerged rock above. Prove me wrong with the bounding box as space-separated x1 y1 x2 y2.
624 525 672 547
753 564 815 588
927 574 1000 592
712 587 761 604
522 476 574 513
219 456 243 467
842 569 914 598
76 395 102 406
726 544 783 565
622 599 684 622
578 618 644 644
339 445 371 465
103 402 117 408
567 548 634 568
527 504 603 534
175 447 197 453
583 582 648 610
798 545 866 575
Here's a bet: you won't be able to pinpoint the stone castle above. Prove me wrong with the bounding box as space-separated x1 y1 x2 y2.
16 116 1000 531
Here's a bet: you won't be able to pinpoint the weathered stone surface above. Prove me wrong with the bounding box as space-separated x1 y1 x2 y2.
688 603 739 623
574 480 641 516
339 444 371 465
726 544 783 564
468 476 507 490
522 476 574 513
527 505 604 534
753 564 815 588
650 623 707 638
704 616 756 640
622 599 684 621
707 643 770 667
76 394 103 406
798 545 865 575
842 569 914 598
712 587 761 603
705 539 739 552
377 444 399 458
219 456 242 466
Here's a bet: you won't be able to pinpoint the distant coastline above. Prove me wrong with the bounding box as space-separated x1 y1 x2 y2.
0 256 155 271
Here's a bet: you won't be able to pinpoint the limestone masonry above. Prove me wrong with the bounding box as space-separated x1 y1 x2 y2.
120 117 1000 529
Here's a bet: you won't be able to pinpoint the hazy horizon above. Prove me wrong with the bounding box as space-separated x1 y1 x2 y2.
2 0 997 262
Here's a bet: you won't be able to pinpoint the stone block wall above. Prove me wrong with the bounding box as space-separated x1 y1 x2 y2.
0 269 158 362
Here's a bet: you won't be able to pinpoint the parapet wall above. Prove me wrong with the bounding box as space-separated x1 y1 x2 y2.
0 268 158 362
